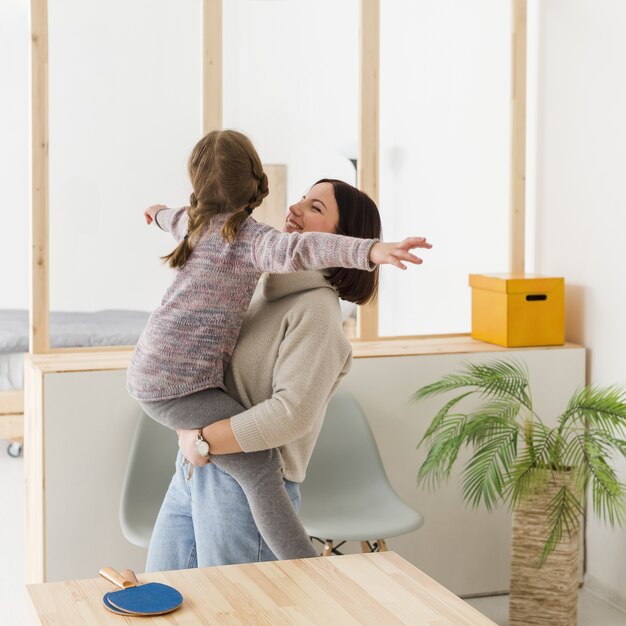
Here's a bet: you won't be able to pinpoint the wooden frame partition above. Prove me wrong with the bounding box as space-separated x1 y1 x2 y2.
356 0 380 341
0 0 48 446
30 0 49 355
27 0 528 347
510 0 527 273
203 0 222 134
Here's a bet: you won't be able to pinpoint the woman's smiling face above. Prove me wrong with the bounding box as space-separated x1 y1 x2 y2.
284 182 340 234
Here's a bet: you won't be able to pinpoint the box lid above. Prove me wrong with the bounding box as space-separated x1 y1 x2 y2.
469 273 564 294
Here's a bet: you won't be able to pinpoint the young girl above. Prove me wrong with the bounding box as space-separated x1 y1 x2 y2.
128 130 431 561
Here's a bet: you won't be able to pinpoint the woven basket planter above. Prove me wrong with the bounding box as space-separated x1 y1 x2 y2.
509 471 581 626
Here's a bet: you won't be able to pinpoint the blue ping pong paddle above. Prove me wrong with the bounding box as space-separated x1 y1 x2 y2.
99 566 183 616
103 592 133 615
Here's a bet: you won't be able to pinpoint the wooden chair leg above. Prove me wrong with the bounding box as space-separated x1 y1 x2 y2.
376 539 388 552
322 541 333 557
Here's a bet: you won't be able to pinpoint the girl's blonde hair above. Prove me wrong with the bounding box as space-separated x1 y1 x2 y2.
163 130 269 268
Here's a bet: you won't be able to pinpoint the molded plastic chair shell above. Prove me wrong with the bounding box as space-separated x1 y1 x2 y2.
119 413 178 548
299 392 424 542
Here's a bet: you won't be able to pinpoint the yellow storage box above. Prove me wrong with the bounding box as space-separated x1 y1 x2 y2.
469 274 564 347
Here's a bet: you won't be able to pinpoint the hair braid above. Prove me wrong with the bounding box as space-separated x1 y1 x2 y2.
221 156 268 241
162 192 220 268
248 172 269 210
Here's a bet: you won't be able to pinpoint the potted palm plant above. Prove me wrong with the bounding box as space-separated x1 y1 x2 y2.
412 359 626 626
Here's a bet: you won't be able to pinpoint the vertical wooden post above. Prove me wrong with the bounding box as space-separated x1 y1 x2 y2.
357 0 380 340
255 165 287 231
24 358 46 583
203 0 222 133
510 0 527 274
31 0 50 354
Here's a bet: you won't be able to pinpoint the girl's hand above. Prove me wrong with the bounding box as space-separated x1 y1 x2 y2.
177 428 211 467
144 204 167 225
369 237 432 269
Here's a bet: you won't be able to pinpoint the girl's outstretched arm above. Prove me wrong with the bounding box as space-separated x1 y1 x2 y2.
369 237 432 269
144 204 189 241
252 227 432 274
144 204 167 225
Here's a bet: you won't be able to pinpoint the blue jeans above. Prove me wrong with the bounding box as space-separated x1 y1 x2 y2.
146 450 302 571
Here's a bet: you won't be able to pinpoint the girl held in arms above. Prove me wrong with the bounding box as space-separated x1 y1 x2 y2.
128 129 431 561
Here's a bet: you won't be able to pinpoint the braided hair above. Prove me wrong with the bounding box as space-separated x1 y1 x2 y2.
163 130 269 268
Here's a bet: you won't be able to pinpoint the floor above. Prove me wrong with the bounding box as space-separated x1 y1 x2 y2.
2 448 626 626
466 593 626 626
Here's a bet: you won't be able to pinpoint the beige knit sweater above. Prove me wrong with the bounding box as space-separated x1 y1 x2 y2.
224 270 352 483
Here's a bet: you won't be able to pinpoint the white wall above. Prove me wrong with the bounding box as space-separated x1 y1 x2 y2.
222 0 360 204
378 0 511 337
530 0 626 610
1 0 29 310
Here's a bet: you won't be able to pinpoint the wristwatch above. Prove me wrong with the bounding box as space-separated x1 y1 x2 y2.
194 430 210 458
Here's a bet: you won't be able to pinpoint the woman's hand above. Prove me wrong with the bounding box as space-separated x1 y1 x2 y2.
369 237 432 270
177 429 211 467
144 204 167 225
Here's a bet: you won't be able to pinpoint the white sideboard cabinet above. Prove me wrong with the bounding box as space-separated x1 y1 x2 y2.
24 339 585 595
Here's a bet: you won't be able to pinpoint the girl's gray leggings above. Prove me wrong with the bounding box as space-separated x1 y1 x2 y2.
139 388 318 560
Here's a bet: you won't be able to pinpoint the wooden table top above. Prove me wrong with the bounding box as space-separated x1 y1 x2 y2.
27 552 497 625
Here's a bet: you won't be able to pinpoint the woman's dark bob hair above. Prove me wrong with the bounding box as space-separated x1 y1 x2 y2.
315 178 382 305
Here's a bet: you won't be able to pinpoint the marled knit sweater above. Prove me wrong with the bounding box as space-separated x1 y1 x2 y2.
127 207 375 401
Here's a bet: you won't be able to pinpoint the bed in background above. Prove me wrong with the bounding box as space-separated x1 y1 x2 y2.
0 309 149 456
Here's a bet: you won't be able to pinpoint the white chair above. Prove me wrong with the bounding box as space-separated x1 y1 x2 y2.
300 391 424 556
119 413 178 548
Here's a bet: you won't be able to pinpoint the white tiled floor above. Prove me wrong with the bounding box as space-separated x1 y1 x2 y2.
2 446 626 626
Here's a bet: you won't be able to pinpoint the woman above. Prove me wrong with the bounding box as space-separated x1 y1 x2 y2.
146 178 428 569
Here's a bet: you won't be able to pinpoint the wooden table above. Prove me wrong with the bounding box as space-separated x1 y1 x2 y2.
27 552 497 625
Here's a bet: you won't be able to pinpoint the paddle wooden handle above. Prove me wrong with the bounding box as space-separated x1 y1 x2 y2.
120 569 140 586
99 566 137 589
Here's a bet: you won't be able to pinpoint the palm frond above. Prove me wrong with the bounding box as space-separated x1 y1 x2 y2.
464 400 523 447
560 385 626 436
586 441 626 526
465 359 532 408
506 424 557 507
589 431 626 459
539 485 583 566
412 359 532 409
560 434 591 497
461 425 519 511
417 416 469 490
566 433 626 526
417 391 474 447
411 374 489 402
